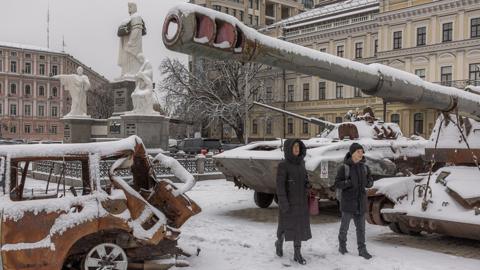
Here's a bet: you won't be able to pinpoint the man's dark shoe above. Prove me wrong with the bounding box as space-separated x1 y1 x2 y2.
339 243 348 255
293 246 306 265
359 249 372 260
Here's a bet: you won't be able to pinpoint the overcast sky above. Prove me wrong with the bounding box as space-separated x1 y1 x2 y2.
0 0 188 81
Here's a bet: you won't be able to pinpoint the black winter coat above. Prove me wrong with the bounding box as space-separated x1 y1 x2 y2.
276 139 312 242
334 152 374 213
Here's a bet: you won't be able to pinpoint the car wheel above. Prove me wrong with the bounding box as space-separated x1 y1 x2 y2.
254 191 274 208
83 243 128 270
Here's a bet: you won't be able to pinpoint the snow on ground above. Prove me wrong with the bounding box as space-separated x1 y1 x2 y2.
175 180 480 270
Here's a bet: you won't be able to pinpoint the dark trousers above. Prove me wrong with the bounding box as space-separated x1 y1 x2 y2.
338 212 366 250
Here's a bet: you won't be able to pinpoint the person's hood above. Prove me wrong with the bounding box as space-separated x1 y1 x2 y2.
283 139 306 164
343 151 366 166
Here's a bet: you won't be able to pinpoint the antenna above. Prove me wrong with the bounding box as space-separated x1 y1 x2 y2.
47 3 50 48
62 35 66 52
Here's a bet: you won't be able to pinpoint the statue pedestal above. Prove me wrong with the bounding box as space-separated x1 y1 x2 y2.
110 80 136 116
62 117 94 143
119 114 170 149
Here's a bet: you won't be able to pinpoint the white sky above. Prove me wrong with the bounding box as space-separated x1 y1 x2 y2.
0 0 188 81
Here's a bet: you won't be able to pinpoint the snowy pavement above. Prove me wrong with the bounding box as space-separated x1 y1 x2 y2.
175 180 480 270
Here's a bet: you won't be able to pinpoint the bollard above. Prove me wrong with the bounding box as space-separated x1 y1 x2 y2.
196 154 206 175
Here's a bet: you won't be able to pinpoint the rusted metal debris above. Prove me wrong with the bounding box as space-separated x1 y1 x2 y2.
0 136 201 270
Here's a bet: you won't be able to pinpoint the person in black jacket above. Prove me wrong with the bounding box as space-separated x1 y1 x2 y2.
275 139 312 265
335 142 374 259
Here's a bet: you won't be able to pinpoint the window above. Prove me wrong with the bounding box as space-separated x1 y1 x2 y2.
37 125 44 133
51 106 58 117
24 125 31 134
441 66 452 86
225 7 229 14
335 117 343 123
374 39 378 55
414 113 424 135
10 125 16 134
51 125 58 134
10 61 17 73
317 117 326 133
39 55 45 60
248 15 253 25
39 63 45 75
302 121 309 134
442 22 453 42
252 119 258 134
233 9 237 17
355 42 363 58
416 27 426 46
10 51 17 57
287 119 293 134
254 16 259 26
38 105 45 117
335 83 343 99
51 65 58 76
0 60 3 72
471 18 480 38
213 5 221 11
249 0 253 8
337 45 344 57
255 0 259 9
469 63 480 85
319 48 327 53
10 104 17 116
318 81 326 100
354 87 361 97
266 87 272 102
266 119 272 135
415 69 426 80
38 85 45 96
240 11 244 21
393 31 402 49
24 84 32 96
24 104 31 116
303 83 309 101
391 114 400 124
287 85 294 102
10 83 17 95
0 102 2 115
24 62 32 74
25 53 31 58
52 87 58 97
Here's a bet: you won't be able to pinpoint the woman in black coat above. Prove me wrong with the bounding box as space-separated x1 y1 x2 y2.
275 139 311 265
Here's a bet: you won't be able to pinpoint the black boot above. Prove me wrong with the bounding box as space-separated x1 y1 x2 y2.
275 237 283 257
339 242 348 255
358 246 372 260
293 242 306 265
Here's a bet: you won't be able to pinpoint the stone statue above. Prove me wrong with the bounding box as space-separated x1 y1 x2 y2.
117 2 147 80
54 66 91 118
128 53 158 115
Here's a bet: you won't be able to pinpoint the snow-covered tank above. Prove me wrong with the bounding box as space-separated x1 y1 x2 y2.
213 102 427 207
161 3 480 239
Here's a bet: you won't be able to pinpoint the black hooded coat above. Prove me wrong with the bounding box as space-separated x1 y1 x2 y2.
276 139 312 242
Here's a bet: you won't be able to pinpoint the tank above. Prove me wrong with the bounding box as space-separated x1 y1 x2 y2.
162 3 480 239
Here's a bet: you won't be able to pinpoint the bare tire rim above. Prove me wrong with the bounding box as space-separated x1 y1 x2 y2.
84 243 128 270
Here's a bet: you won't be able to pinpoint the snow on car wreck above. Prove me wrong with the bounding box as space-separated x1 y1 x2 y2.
0 135 201 270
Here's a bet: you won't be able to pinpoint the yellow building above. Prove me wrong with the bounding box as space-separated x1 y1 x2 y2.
248 0 480 141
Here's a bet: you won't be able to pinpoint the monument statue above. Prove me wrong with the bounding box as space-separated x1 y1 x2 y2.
117 2 147 80
128 53 158 115
54 66 91 118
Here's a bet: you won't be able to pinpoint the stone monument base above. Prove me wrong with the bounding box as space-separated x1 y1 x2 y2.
120 114 170 149
62 117 94 143
110 80 136 116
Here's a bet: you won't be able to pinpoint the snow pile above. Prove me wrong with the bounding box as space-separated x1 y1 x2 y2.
0 135 143 158
381 166 480 225
428 114 480 149
373 176 419 203
153 153 196 196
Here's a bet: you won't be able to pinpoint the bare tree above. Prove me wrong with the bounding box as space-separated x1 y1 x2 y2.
87 84 114 119
160 58 264 143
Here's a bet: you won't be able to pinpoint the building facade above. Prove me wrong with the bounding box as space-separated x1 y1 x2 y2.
190 0 306 27
247 0 480 141
0 42 109 141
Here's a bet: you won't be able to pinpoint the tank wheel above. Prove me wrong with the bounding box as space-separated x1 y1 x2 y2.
83 243 128 270
372 197 388 226
389 222 421 236
254 192 274 208
388 222 402 234
366 198 375 225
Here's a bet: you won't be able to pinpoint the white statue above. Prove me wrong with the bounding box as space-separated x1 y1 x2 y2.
117 2 146 80
128 53 158 115
54 66 91 118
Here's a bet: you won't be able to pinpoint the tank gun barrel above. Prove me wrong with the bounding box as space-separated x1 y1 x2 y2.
163 3 480 121
253 101 336 128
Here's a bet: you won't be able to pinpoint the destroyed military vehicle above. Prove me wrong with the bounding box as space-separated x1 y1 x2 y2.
0 135 200 270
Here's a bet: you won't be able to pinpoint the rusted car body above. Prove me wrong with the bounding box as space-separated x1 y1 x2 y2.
0 135 200 270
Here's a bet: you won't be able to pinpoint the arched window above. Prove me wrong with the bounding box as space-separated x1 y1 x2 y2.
252 119 258 134
287 118 294 134
10 83 17 95
52 87 58 97
24 84 31 96
266 118 272 135
38 85 45 96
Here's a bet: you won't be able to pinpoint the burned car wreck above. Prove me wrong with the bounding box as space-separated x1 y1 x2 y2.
0 135 201 270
